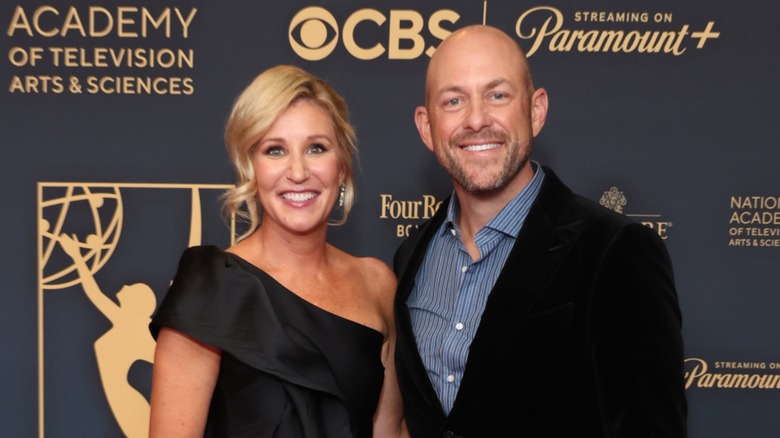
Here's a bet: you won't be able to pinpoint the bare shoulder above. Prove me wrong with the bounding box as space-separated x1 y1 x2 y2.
356 256 397 294
327 248 397 334
358 256 394 279
351 256 396 331
332 248 396 299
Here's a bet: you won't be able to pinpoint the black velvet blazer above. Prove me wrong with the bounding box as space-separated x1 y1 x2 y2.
393 167 687 438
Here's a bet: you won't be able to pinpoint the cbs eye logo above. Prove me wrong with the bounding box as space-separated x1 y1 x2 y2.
288 7 339 61
289 6 460 61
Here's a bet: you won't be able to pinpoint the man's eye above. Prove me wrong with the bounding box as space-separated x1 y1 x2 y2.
443 97 461 106
491 92 507 100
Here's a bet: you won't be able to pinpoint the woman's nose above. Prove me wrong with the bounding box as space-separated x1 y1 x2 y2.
286 153 309 182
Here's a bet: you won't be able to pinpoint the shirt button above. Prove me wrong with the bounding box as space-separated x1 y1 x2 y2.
447 375 455 383
461 265 467 273
450 228 456 236
455 322 464 330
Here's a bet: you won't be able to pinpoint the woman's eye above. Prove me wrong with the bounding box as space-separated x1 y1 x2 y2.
308 143 327 154
265 146 284 156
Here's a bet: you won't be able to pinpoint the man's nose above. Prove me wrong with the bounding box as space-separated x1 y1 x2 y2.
463 100 492 131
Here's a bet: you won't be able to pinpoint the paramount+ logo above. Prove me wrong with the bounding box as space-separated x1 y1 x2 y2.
288 6 459 61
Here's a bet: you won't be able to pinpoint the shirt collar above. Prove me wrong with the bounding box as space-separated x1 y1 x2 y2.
442 161 545 237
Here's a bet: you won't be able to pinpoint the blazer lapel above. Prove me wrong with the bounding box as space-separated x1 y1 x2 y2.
451 169 586 412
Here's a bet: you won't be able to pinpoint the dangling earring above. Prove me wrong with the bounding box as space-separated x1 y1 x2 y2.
338 183 345 208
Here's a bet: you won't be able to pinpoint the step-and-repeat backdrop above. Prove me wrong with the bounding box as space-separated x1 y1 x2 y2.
2 1 779 436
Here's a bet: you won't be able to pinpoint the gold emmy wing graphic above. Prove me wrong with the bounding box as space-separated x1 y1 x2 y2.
37 183 233 437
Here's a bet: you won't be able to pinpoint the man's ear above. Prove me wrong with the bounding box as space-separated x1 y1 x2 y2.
530 88 548 137
414 106 435 152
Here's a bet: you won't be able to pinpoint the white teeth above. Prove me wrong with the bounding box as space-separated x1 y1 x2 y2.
463 143 500 151
282 192 316 202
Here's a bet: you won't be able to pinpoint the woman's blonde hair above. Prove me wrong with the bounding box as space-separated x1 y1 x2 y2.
222 65 358 241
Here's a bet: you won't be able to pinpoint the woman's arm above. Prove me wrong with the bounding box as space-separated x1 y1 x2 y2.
149 327 221 437
369 260 409 438
372 325 409 438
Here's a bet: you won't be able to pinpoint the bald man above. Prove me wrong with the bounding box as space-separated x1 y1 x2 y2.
393 25 687 437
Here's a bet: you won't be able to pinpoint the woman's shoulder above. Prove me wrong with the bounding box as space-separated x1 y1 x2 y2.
174 245 230 272
328 251 394 335
332 247 393 283
180 243 224 259
325 245 393 287
342 252 397 302
358 255 394 277
169 245 263 289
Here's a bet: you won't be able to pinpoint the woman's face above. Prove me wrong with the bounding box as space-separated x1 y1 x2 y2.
252 99 344 235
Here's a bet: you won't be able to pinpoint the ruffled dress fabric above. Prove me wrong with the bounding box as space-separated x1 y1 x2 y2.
150 245 384 438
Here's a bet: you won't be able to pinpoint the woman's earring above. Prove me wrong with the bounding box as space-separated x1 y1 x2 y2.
338 183 346 208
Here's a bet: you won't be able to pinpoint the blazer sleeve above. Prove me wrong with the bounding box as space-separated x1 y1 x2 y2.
590 222 687 438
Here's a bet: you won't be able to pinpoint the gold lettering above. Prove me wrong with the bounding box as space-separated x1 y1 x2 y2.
425 10 458 57
516 6 688 57
343 9 385 60
6 6 197 38
731 211 780 225
84 76 194 95
116 6 137 37
685 358 780 390
142 7 169 38
731 196 780 209
516 6 563 57
423 195 441 219
381 194 441 220
7 75 62 93
388 10 424 60
8 75 24 92
175 8 197 39
7 6 33 36
34 6 59 37
90 7 112 37
47 47 194 69
61 6 86 37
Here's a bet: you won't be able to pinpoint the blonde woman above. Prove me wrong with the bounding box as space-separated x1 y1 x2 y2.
149 65 407 438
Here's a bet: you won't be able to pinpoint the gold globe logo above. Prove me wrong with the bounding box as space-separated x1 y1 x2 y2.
40 185 122 289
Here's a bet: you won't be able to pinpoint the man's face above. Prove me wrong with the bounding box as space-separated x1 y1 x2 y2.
416 28 546 196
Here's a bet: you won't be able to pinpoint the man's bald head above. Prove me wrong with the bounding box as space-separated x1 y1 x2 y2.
425 25 534 105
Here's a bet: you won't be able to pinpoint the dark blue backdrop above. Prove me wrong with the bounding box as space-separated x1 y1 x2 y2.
2 1 779 436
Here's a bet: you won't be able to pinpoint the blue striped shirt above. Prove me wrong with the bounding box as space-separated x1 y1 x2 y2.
407 163 545 413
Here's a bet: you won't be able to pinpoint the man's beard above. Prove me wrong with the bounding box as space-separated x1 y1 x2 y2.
440 131 530 196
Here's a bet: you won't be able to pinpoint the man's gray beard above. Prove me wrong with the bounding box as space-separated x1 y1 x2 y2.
448 140 528 196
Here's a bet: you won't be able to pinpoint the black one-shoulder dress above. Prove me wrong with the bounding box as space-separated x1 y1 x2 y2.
150 245 384 437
